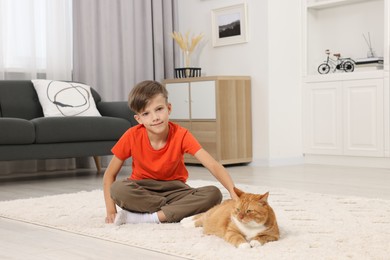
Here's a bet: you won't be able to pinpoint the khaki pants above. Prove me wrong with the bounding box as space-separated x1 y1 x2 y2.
110 179 222 223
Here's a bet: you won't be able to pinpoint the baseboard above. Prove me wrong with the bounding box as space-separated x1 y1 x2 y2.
304 154 390 169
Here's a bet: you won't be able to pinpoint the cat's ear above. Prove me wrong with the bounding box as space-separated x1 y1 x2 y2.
233 187 244 197
260 192 269 202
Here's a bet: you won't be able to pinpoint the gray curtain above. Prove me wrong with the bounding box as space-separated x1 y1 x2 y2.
72 0 177 102
0 158 92 176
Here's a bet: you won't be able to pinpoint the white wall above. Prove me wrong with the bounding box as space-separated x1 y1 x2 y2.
177 0 303 166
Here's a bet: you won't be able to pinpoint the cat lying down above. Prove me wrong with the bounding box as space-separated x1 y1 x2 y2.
181 187 279 248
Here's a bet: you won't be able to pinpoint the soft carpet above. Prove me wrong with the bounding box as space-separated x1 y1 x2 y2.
0 180 389 260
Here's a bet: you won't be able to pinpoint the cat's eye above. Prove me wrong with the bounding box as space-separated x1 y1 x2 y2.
246 210 253 214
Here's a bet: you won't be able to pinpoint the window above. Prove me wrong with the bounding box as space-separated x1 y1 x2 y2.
0 0 72 80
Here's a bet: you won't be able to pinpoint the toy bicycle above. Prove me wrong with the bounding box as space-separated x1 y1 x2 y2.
318 49 355 74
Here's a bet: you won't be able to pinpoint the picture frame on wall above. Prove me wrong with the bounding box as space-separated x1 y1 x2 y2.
211 3 248 47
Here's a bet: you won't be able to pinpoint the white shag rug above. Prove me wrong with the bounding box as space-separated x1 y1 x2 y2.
0 180 389 260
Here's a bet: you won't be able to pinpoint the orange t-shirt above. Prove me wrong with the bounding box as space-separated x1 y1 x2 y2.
111 122 201 182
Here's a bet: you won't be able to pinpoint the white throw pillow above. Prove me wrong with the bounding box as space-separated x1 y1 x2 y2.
31 80 102 117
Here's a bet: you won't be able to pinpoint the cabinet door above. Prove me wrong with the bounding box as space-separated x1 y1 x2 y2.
165 83 190 120
190 81 216 119
304 81 342 154
343 79 384 157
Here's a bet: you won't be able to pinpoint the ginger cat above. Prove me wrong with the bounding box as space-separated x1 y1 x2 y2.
181 187 279 248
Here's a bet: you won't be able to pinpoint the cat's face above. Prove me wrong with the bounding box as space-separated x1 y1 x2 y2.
232 190 270 225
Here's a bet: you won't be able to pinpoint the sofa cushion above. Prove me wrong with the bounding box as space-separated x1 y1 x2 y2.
32 117 131 144
0 81 44 120
31 80 102 117
0 118 35 144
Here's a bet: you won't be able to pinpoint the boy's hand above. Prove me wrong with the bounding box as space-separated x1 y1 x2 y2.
230 191 239 201
105 213 116 223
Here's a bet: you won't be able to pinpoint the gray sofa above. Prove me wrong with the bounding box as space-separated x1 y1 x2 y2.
0 80 137 171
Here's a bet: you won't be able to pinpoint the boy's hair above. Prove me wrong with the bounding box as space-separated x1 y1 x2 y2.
128 80 168 113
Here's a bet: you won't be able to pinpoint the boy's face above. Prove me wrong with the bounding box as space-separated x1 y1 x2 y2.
134 94 171 135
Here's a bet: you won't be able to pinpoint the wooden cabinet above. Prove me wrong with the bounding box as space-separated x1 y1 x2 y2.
166 81 216 120
163 76 252 165
303 78 384 157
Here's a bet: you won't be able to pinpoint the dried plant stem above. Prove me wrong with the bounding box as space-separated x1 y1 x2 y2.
172 31 204 68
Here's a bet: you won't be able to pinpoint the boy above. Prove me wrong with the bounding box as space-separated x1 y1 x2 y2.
103 80 238 225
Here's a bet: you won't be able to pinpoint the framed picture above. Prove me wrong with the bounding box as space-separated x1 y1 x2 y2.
211 3 248 47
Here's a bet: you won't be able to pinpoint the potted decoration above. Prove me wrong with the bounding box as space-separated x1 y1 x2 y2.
171 31 203 78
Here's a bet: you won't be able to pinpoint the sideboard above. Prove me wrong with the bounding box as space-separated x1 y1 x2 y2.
163 76 252 165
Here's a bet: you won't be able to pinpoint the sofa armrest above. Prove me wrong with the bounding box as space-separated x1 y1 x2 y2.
97 101 138 126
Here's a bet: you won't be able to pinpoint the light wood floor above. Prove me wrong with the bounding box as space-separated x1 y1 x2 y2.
0 163 389 259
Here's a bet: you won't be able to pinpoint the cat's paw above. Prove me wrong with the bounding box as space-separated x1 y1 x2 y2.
237 242 251 249
180 216 195 228
249 240 262 248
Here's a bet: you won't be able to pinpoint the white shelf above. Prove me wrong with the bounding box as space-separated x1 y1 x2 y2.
305 0 385 76
307 0 379 9
304 70 384 83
